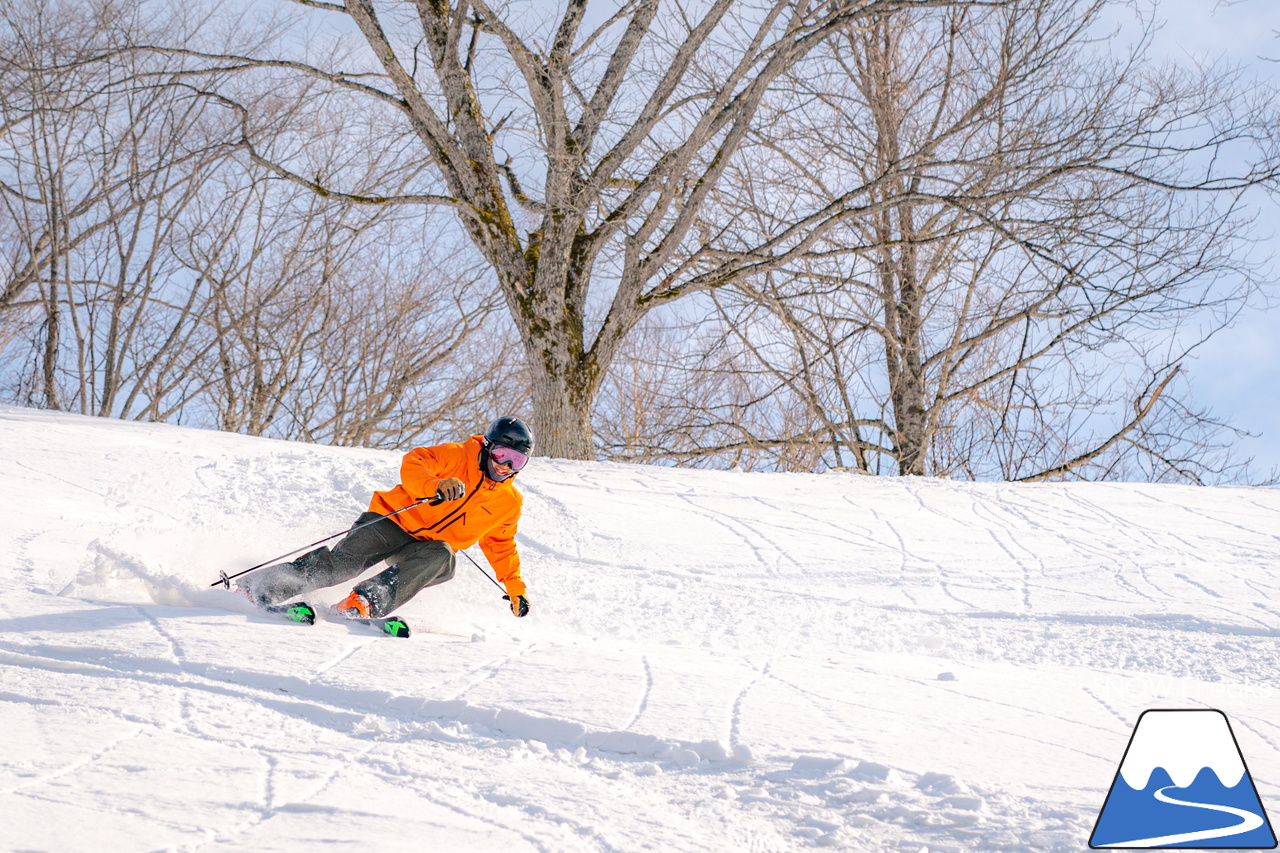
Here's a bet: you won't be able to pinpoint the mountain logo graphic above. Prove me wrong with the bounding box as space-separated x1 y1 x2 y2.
1091 709 1277 849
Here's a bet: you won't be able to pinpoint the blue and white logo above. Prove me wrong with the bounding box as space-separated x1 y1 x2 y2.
1091 709 1276 849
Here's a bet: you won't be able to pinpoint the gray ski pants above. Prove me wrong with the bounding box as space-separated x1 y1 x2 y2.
241 512 456 617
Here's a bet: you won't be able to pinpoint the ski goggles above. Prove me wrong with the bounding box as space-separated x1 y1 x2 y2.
489 444 530 471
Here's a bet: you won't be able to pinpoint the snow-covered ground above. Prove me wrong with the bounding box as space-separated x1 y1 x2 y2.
3 404 1279 852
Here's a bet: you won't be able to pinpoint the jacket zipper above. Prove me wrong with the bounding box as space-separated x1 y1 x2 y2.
402 474 483 537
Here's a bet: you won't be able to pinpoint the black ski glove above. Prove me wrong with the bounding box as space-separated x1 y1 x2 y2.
503 594 529 618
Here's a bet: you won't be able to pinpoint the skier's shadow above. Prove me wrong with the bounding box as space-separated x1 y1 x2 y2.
0 603 158 636
0 593 277 637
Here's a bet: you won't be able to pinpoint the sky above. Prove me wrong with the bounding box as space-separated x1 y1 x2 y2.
1152 0 1280 479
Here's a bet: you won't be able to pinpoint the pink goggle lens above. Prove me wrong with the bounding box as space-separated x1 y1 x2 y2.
490 444 529 471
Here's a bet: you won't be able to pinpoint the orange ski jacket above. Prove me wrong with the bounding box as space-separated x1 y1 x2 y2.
368 436 525 598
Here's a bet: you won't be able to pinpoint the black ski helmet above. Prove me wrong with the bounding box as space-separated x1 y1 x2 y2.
483 416 534 454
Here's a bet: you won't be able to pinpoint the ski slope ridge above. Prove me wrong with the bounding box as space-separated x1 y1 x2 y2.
2 404 1278 852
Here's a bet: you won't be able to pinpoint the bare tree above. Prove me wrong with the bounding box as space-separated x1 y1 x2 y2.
181 172 511 446
145 0 1009 459
0 0 507 447
0 1 242 414
594 304 846 470
628 0 1276 480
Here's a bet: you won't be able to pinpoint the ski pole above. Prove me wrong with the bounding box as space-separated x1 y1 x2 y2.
458 550 525 614
211 497 443 589
457 548 505 591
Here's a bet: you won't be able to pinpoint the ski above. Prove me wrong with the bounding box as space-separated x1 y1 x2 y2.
326 606 411 638
359 615 411 638
238 593 406 637
260 601 317 625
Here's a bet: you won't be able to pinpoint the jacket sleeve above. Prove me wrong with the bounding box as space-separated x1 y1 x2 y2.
479 505 524 598
398 443 461 500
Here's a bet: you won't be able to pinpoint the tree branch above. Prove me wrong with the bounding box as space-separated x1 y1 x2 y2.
1015 366 1182 482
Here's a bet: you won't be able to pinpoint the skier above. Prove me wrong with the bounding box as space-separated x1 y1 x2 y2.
239 417 534 620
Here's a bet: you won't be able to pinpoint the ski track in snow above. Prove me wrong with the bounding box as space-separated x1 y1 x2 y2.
1144 489 1280 545
673 493 791 576
1 727 145 798
10 529 39 583
313 639 378 678
727 658 764 756
623 653 654 731
2 407 1280 851
859 503 921 609
441 642 545 703
136 604 186 665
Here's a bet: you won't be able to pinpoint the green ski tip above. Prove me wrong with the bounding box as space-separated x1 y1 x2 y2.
284 603 316 624
261 601 317 625
382 618 410 638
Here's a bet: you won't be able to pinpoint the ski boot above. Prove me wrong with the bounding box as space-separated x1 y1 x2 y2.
335 590 371 619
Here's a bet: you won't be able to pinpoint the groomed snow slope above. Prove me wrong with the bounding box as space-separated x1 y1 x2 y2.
2 404 1279 852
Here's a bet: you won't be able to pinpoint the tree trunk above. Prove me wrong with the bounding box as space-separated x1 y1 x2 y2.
865 16 928 475
42 208 62 411
517 261 599 459
41 276 61 411
889 236 927 475
528 361 596 460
